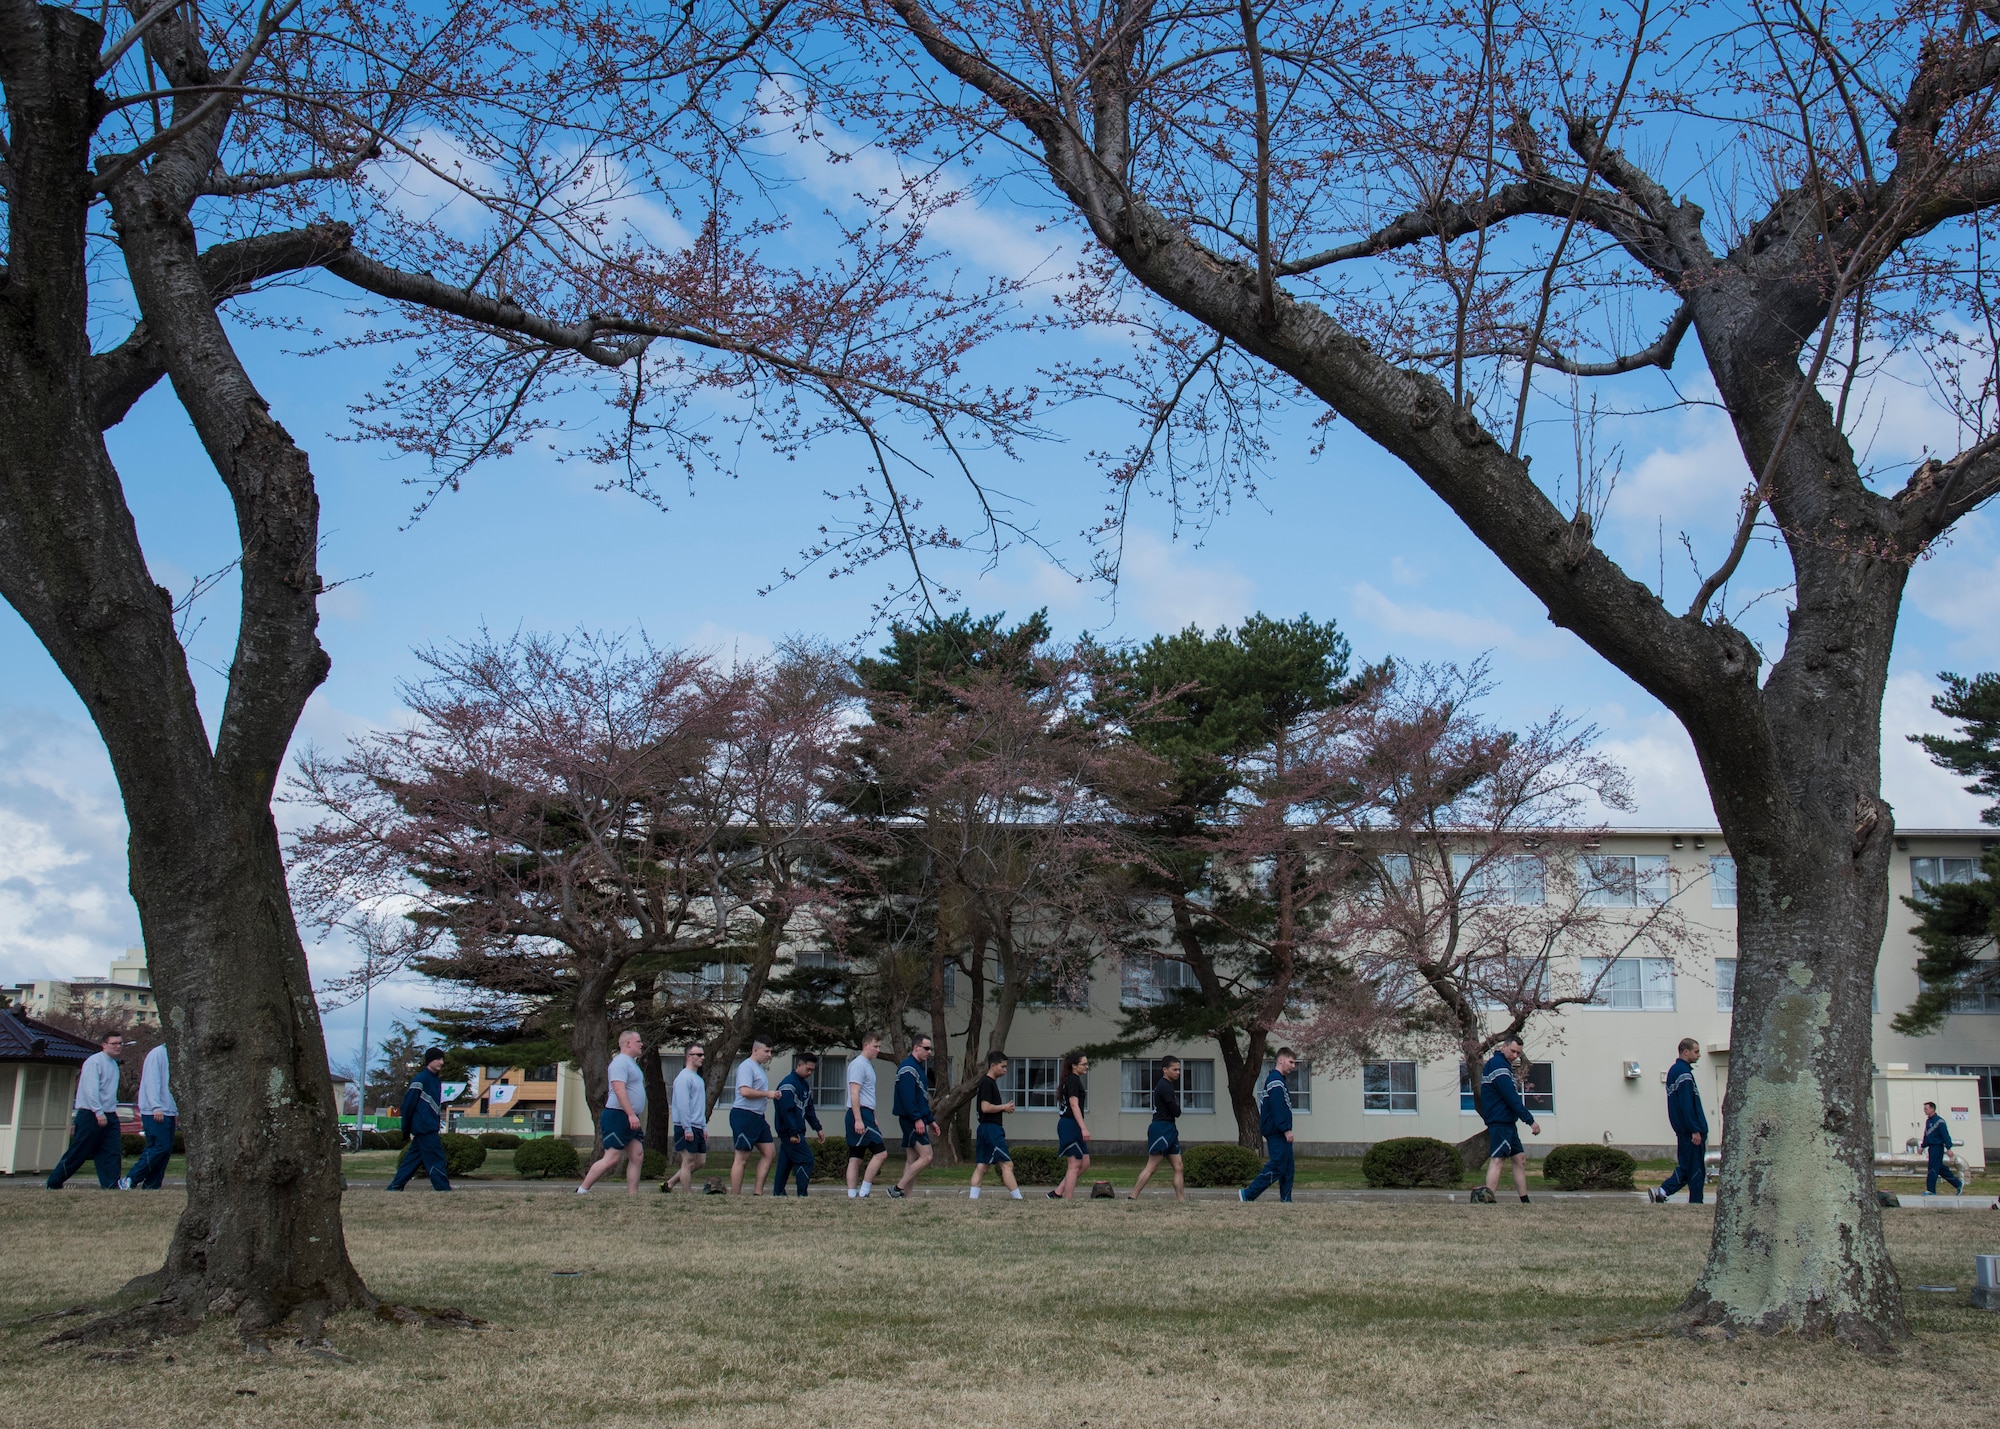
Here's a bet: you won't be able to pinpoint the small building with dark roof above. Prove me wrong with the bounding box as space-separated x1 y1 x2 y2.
0 1009 101 1174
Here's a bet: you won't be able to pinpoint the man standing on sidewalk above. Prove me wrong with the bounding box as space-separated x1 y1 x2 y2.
1649 1039 1708 1205
772 1052 823 1197
664 1044 708 1193
386 1048 452 1192
889 1034 939 1200
120 1040 176 1190
1241 1048 1298 1204
1921 1100 1964 1197
1472 1035 1540 1205
46 1033 125 1190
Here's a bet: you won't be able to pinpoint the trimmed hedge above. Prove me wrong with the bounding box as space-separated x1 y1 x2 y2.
120 1133 145 1155
1362 1136 1465 1188
439 1132 488 1177
515 1138 581 1179
807 1138 851 1183
641 1147 667 1180
360 1129 407 1151
1184 1143 1264 1187
479 1133 523 1150
1008 1144 1065 1186
1540 1144 1636 1191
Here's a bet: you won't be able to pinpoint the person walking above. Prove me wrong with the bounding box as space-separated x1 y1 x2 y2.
968 1050 1022 1200
46 1032 125 1190
386 1048 452 1192
1241 1048 1298 1203
120 1040 176 1190
772 1052 823 1197
1129 1054 1186 1201
664 1044 708 1193
1471 1035 1539 1205
845 1032 889 1198
1921 1100 1965 1196
1649 1038 1708 1205
1049 1051 1092 1200
579 1030 648 1195
889 1034 940 1199
728 1038 780 1195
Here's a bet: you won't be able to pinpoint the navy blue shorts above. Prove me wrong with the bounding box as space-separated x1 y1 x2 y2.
1145 1120 1181 1157
975 1124 1012 1164
1487 1123 1524 1159
672 1125 707 1156
600 1107 642 1149
846 1107 885 1153
899 1115 932 1149
1057 1116 1088 1160
730 1108 773 1151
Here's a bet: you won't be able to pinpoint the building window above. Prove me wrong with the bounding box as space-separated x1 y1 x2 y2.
1261 1057 1312 1113
1362 1060 1417 1113
810 1059 853 1109
1582 956 1676 1010
1912 856 1982 891
1452 854 1546 906
1924 1064 2000 1119
1459 1061 1555 1115
1119 955 1200 1009
1577 853 1671 907
1710 856 1737 908
1004 1056 1062 1111
1937 964 2000 1014
1122 1057 1215 1113
1716 957 1736 1014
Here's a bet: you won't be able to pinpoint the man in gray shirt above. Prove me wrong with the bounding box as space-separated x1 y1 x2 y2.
728 1037 780 1195
120 1041 177 1190
579 1030 648 1194
844 1031 889 1198
663 1044 708 1193
47 1032 125 1190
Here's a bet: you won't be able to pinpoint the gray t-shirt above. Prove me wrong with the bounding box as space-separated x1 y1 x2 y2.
732 1058 770 1113
606 1052 646 1116
846 1054 877 1110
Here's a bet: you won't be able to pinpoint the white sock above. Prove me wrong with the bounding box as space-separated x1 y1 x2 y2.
968 1186 980 1199
859 1181 872 1196
847 1188 858 1198
1010 1189 1022 1199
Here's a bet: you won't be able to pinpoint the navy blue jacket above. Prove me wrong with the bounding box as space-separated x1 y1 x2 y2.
399 1067 444 1136
892 1054 932 1122
1922 1113 1954 1154
1479 1050 1535 1129
1665 1057 1708 1138
1258 1066 1293 1136
774 1071 822 1139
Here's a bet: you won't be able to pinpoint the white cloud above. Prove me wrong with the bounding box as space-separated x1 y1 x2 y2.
1907 515 2000 663
0 709 141 985
1613 405 1749 531
1587 714 1716 827
1881 670 1989 828
1349 582 1565 659
1114 531 1257 634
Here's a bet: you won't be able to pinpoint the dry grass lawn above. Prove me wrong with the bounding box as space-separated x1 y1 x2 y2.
0 1188 1993 1427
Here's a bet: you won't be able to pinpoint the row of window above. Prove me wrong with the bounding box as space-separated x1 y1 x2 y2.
803 1056 1309 1114
1362 1060 1556 1115
1925 1065 2000 1119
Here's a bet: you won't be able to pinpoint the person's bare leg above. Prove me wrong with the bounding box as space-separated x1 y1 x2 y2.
730 1149 750 1194
580 1145 623 1191
1056 1153 1088 1199
846 1156 863 1192
865 1149 888 1189
1484 1155 1502 1197
624 1142 643 1192
969 1161 986 1191
1000 1161 1019 1193
1129 1153 1163 1198
1511 1154 1530 1198
897 1141 932 1192
1170 1155 1185 1201
753 1142 774 1194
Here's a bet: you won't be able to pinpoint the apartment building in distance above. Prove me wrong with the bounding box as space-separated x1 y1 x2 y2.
5 947 160 1028
531 829 1995 1163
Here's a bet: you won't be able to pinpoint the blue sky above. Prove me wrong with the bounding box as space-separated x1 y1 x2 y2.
4 139 1996 1068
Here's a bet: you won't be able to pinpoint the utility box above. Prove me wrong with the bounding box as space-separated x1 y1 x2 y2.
1974 1255 1999 1312
1873 1070 1986 1171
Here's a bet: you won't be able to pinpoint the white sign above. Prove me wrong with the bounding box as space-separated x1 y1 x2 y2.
440 1081 468 1103
488 1084 517 1106
1951 1107 1970 1121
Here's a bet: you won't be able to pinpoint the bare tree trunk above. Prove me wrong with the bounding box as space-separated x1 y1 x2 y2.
702 917 788 1113
571 971 616 1148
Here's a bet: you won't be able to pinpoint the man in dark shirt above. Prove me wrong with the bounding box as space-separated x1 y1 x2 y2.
1241 1048 1297 1203
772 1052 824 1197
1473 1035 1540 1205
967 1049 1023 1200
386 1049 452 1192
1128 1055 1186 1201
1650 1038 1709 1205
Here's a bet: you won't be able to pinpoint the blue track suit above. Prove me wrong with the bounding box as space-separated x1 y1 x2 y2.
1922 1112 1963 1194
387 1067 451 1191
46 1049 123 1189
772 1070 823 1196
1656 1057 1708 1204
1241 1068 1295 1202
1480 1050 1537 1160
893 1054 933 1149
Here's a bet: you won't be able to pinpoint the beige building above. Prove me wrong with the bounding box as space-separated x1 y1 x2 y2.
7 947 160 1028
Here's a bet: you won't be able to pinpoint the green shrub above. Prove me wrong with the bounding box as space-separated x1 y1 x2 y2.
479 1133 522 1150
1184 1142 1265 1187
1539 1144 1636 1191
641 1147 667 1180
515 1138 581 1179
360 1129 407 1151
439 1132 488 1177
1362 1137 1465 1188
1008 1144 1065 1186
121 1133 146 1155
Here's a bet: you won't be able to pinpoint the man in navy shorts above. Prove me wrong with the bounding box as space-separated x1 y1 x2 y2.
579 1030 647 1194
1472 1034 1540 1204
845 1031 888 1197
664 1044 708 1193
968 1050 1022 1200
889 1034 940 1199
728 1037 780 1195
1129 1054 1186 1200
